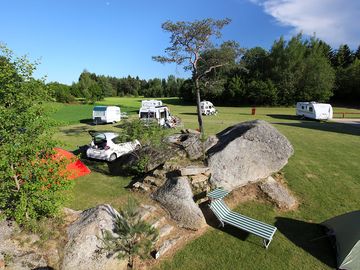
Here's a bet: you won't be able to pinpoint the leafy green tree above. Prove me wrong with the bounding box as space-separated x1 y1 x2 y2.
97 76 115 97
223 75 246 103
0 44 73 226
247 79 278 105
153 18 231 135
101 198 158 269
241 46 269 81
268 35 307 105
297 41 335 102
48 82 75 103
334 59 360 102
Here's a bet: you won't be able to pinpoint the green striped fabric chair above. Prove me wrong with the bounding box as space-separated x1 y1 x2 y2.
209 199 277 249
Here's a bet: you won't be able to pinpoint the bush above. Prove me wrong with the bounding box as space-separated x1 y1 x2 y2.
0 44 73 228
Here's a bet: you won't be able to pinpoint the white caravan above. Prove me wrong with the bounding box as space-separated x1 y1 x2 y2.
296 102 333 120
93 106 121 124
200 101 217 115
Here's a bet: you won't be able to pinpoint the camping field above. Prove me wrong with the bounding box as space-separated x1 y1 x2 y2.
52 97 360 270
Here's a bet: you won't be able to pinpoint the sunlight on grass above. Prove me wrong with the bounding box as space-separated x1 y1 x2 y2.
51 97 360 270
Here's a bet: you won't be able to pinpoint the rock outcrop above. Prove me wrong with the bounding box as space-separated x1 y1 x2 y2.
259 176 298 210
207 120 294 190
61 204 127 270
152 176 206 230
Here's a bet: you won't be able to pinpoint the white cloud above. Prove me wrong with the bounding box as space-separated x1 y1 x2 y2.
250 0 360 48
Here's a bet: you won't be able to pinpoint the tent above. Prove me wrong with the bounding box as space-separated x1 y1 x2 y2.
322 211 360 270
53 148 91 179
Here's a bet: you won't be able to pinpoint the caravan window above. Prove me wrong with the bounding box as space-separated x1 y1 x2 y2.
309 107 313 112
301 106 304 110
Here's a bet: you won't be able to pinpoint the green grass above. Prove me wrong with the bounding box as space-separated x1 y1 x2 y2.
52 97 360 270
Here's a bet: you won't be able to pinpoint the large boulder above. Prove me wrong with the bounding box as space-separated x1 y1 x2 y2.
207 120 294 190
108 145 179 175
61 204 127 270
152 176 206 230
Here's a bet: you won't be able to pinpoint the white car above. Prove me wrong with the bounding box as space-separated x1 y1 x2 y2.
86 131 140 162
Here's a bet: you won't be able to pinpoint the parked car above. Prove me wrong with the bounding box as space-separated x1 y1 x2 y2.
86 131 140 162
200 101 217 115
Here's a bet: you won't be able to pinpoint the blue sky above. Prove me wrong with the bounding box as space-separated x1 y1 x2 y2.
1 0 359 85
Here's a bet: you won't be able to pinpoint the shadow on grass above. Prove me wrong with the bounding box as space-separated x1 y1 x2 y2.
275 217 336 268
276 121 360 136
61 125 90 135
200 202 253 244
79 118 95 125
180 112 197 116
267 114 301 121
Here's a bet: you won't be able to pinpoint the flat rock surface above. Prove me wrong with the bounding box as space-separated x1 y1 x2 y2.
152 176 206 230
179 165 209 176
259 176 297 210
207 120 294 190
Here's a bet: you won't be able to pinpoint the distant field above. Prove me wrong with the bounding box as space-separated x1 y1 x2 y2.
51 97 360 270
50 96 360 127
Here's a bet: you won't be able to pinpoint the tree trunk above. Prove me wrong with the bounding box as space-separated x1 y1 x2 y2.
195 78 204 135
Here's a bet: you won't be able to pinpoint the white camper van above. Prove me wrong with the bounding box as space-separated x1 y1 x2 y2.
200 101 217 115
93 106 121 124
139 100 174 127
296 102 333 120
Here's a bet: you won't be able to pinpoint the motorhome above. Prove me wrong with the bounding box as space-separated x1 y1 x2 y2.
296 102 333 120
92 106 121 124
139 100 178 127
200 101 217 115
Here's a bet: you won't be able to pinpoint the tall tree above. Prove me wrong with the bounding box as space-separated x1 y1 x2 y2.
153 18 231 135
354 45 360 60
333 44 354 68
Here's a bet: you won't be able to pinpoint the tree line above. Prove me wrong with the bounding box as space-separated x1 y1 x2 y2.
179 35 360 106
49 72 184 103
49 34 360 106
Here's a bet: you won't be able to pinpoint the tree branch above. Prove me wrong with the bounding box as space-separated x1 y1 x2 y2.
198 63 227 80
10 163 20 191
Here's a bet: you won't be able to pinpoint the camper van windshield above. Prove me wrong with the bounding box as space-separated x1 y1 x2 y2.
140 112 155 118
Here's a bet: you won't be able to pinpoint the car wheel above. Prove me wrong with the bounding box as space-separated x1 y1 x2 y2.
109 153 117 162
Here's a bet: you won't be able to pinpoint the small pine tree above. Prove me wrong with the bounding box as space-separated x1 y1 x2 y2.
101 198 158 269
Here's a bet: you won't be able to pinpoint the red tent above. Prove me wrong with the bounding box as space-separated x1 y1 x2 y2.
53 148 91 179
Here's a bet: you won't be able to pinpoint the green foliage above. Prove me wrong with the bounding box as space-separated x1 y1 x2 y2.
101 198 158 268
247 79 278 106
335 58 360 102
118 120 169 147
0 44 73 227
48 82 75 103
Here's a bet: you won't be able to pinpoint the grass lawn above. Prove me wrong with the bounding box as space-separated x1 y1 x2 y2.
52 97 360 270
